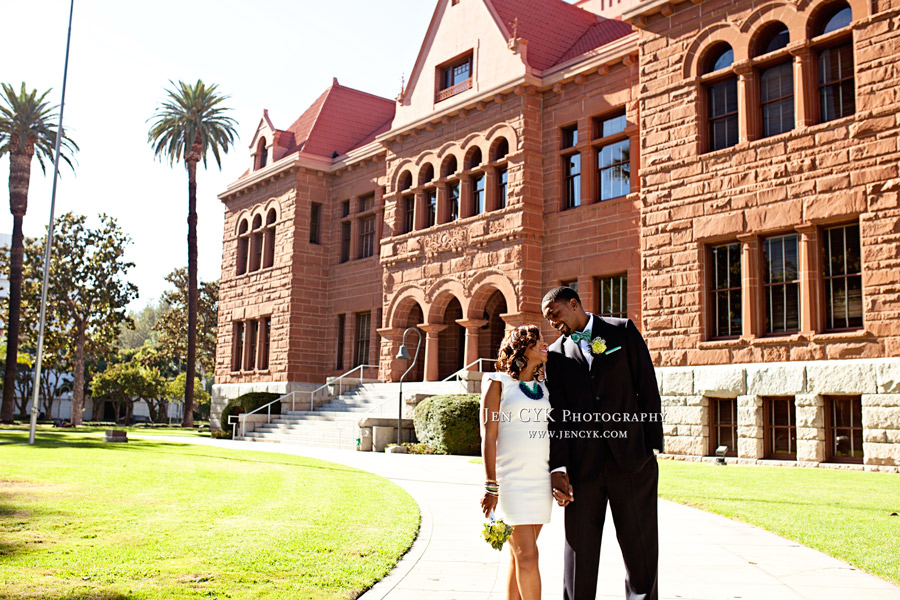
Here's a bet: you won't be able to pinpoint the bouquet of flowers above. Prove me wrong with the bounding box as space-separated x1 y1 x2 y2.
482 512 513 551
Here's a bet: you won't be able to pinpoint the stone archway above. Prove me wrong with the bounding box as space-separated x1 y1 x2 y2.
479 290 508 364
401 303 426 382
438 297 466 379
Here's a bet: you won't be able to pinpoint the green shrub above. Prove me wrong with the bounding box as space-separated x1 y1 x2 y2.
217 392 282 438
413 394 481 455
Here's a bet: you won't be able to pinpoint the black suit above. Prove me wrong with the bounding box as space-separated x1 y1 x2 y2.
546 315 663 600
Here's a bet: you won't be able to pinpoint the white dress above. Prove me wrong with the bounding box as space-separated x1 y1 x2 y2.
483 372 552 526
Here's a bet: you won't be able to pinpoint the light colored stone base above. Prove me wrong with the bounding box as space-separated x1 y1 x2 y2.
657 357 900 469
210 381 318 430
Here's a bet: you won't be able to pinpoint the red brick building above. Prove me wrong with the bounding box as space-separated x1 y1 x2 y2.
215 0 900 468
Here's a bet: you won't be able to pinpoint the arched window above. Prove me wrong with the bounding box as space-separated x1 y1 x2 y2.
441 155 458 178
465 147 484 216
490 137 509 162
236 218 249 276
263 209 276 269
814 3 855 122
256 138 267 170
249 214 263 272
418 163 435 187
754 23 794 138
490 137 510 210
398 170 413 193
465 146 482 171
704 43 739 152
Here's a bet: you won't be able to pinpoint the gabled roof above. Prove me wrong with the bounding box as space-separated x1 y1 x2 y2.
486 0 633 71
280 78 395 160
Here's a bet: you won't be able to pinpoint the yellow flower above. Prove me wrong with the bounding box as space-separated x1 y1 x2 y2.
590 337 607 355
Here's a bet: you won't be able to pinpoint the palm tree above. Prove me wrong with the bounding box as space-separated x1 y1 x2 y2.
0 82 77 424
147 80 237 427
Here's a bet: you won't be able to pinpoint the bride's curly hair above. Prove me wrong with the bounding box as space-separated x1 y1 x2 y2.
495 325 545 382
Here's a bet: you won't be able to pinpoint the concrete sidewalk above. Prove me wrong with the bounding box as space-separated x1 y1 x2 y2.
141 436 900 600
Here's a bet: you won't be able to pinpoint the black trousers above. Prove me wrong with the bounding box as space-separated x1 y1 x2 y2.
562 454 659 600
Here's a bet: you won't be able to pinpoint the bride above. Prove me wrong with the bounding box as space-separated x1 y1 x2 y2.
480 325 568 600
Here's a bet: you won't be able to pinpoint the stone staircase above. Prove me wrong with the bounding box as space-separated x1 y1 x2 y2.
238 380 471 449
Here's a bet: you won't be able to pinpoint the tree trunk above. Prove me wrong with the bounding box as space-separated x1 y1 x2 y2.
184 155 198 428
70 322 86 426
2 148 33 424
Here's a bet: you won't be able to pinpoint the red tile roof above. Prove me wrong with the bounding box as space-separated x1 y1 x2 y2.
282 78 395 159
487 0 633 71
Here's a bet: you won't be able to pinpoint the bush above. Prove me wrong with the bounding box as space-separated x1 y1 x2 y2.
217 392 282 438
413 394 481 455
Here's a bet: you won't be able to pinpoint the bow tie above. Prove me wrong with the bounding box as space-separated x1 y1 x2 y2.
570 330 592 343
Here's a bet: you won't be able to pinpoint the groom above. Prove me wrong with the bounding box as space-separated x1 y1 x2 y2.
541 286 663 600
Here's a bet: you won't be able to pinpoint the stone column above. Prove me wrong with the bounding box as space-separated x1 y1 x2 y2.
796 224 820 335
349 218 359 261
737 394 763 459
460 177 474 219
419 323 448 382
789 46 814 128
733 61 754 143
795 394 825 464
436 183 449 224
457 319 488 370
376 327 403 382
738 233 760 338
414 191 426 231
485 169 498 212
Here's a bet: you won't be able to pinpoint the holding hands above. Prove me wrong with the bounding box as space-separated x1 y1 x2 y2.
551 471 574 507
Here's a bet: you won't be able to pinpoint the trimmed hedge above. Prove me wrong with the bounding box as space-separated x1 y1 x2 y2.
413 394 481 455
218 392 282 438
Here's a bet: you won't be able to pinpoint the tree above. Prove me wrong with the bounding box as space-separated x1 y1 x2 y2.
153 268 218 377
48 213 138 425
119 300 169 350
166 372 210 422
91 358 165 425
0 82 77 423
147 80 237 428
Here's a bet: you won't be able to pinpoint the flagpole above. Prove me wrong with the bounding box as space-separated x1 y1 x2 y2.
29 0 75 445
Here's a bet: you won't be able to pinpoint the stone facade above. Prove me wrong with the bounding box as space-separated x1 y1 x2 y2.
214 0 900 467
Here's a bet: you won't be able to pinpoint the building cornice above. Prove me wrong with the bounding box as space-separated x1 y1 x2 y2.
622 0 701 26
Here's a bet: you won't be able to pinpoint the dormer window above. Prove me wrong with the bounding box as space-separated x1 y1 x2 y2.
436 53 473 102
256 138 268 169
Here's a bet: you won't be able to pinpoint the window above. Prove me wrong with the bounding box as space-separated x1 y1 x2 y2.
245 320 258 371
760 62 794 137
339 221 351 263
561 279 578 293
497 169 508 209
359 193 375 213
826 396 863 463
426 190 437 227
232 321 245 371
403 195 415 233
236 219 249 276
596 275 627 318
473 174 485 215
437 54 473 102
256 138 267 169
492 137 509 162
763 234 800 334
263 209 276 269
818 43 855 122
336 314 346 370
448 183 460 221
341 200 350 218
310 203 322 244
564 153 581 209
816 3 852 36
710 242 742 338
823 223 862 330
355 312 371 367
710 398 738 457
594 112 630 201
359 215 375 259
764 396 796 459
597 140 629 201
562 125 578 149
249 215 264 272
259 317 271 371
705 44 738 152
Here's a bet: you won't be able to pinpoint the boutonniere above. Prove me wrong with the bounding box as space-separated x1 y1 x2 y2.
589 337 607 355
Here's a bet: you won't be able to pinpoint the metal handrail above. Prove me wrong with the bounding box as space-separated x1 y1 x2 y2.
440 357 497 383
236 364 381 438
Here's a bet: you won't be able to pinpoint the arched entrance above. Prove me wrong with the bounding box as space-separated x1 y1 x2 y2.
478 290 508 363
438 297 466 379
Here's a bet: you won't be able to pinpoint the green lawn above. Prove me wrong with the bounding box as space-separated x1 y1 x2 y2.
0 428 419 600
658 460 900 584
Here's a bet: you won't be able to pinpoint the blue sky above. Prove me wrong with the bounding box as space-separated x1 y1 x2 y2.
1 0 436 309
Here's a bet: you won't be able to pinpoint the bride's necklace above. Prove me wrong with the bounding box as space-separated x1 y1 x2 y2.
519 380 544 400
